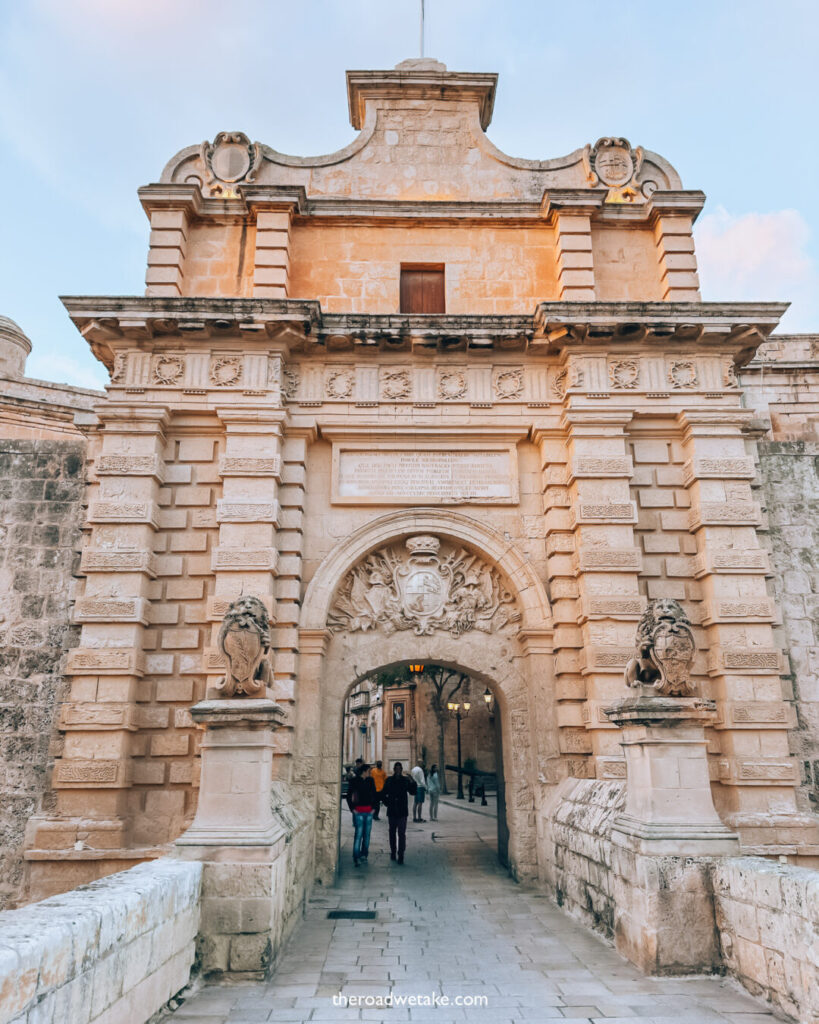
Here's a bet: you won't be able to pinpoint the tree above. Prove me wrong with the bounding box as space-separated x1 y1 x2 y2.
422 666 470 795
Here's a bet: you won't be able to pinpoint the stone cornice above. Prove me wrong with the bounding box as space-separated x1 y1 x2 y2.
63 297 789 367
346 66 498 130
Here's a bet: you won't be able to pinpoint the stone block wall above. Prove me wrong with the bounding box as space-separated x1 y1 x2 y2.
713 857 819 1023
0 857 201 1024
0 439 85 909
756 441 819 815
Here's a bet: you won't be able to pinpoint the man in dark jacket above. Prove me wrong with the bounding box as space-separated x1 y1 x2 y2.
346 763 378 866
379 762 417 864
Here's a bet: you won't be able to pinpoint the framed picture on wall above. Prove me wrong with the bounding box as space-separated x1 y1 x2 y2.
391 700 406 732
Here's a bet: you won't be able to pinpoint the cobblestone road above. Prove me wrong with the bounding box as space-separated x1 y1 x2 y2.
165 799 781 1024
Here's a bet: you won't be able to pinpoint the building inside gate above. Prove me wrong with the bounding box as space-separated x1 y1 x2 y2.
1 61 817 985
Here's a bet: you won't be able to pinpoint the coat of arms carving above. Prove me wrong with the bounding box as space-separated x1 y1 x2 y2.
583 137 650 203
328 535 520 637
624 598 696 697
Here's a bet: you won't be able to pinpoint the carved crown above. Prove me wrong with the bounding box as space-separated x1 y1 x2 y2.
405 535 440 556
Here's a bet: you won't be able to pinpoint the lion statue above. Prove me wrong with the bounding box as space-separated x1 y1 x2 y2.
211 595 274 699
624 598 696 697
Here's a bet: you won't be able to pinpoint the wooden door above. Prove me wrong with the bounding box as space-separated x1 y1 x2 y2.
400 266 445 313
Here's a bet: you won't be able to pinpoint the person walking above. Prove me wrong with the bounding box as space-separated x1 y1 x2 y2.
411 762 427 822
427 764 441 821
345 763 377 867
371 760 386 821
379 762 416 864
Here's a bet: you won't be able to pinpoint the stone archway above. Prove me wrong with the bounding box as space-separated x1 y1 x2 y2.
298 509 553 884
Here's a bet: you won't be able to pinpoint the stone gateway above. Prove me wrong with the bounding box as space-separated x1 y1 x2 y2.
0 56 817 1018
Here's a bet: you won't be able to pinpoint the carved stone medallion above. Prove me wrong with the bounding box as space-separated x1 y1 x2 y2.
668 360 698 389
201 132 262 198
609 359 639 390
494 369 523 400
328 535 520 637
153 355 184 386
583 137 646 202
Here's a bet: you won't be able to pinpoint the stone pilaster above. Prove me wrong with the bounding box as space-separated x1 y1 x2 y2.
250 206 294 298
564 410 644 779
145 208 190 297
679 410 814 849
209 408 285 718
653 211 700 301
534 423 590 778
550 210 596 300
47 407 169 853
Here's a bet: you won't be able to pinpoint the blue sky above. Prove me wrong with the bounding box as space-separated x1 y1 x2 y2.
1 0 817 389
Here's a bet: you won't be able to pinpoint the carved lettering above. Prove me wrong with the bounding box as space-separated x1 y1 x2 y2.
335 448 516 504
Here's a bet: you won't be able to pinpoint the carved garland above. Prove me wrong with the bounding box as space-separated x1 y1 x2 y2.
210 357 243 386
153 355 184 385
493 369 524 400
382 370 411 400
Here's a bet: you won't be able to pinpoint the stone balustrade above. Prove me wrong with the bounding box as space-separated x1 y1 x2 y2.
0 858 201 1024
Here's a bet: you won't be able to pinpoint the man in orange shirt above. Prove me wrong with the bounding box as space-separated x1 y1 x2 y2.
371 760 386 820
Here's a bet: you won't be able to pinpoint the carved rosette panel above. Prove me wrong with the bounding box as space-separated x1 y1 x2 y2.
668 360 698 389
493 368 523 400
438 371 467 401
326 368 354 399
210 357 243 387
152 355 184 386
608 359 640 390
328 534 521 638
382 369 411 400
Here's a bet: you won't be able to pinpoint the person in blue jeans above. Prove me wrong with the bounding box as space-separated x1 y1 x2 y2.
346 763 377 867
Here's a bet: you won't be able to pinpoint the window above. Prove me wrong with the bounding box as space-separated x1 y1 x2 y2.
400 264 445 313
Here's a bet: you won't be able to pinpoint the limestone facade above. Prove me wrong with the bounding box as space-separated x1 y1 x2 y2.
2 58 818 904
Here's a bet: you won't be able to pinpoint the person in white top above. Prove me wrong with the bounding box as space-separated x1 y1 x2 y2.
410 763 427 822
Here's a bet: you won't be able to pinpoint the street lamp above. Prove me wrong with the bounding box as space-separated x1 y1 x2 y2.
447 699 471 799
483 687 495 718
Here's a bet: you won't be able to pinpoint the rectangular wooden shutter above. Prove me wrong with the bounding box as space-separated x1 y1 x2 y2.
400 266 445 313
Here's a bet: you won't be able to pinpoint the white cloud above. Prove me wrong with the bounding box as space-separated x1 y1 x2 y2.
695 207 819 331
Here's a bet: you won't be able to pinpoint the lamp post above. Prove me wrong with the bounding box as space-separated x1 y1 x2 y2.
447 698 471 799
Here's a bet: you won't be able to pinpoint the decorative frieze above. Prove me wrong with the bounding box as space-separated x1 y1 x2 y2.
60 703 136 730
701 598 775 624
211 547 279 572
80 549 157 576
493 368 523 400
608 359 640 390
724 701 790 726
568 456 633 479
683 457 755 484
65 648 145 676
88 501 160 528
74 597 150 624
219 456 281 478
96 454 166 482
721 760 798 783
707 647 781 675
53 760 127 787
580 646 633 671
688 502 762 529
692 550 769 576
579 594 645 619
573 502 638 525
216 500 280 524
574 547 642 572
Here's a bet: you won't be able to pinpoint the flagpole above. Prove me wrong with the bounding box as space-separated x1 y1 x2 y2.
420 0 425 58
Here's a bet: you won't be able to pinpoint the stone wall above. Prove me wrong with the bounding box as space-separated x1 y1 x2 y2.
0 439 85 909
756 441 819 815
0 857 201 1024
713 857 819 1023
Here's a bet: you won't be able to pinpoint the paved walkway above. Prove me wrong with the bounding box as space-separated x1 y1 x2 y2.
165 802 781 1024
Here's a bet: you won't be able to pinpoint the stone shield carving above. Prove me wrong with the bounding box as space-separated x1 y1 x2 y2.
201 132 262 197
624 598 696 697
583 137 650 202
328 535 520 637
214 596 273 698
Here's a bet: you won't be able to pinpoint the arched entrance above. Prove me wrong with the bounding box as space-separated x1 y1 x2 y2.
298 509 554 885
338 661 508 868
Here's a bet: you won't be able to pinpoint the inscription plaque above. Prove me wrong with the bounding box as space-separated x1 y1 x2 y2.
333 446 518 505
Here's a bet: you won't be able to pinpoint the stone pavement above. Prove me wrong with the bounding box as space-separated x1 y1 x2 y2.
164 801 782 1024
